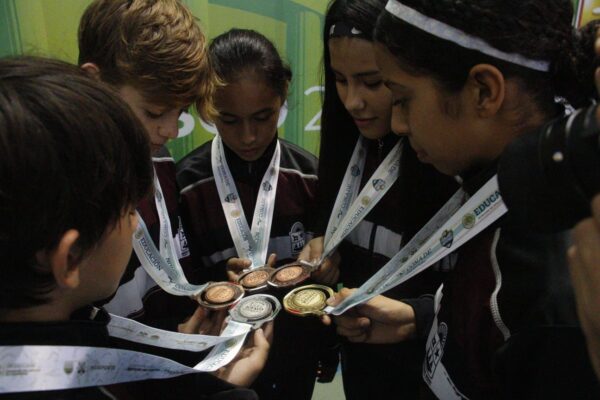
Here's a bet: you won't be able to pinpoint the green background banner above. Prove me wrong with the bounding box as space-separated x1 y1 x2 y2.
0 0 328 161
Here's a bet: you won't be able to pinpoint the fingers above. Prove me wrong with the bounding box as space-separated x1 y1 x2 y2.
226 257 251 272
591 194 600 223
177 306 208 334
312 252 341 285
266 253 277 269
298 237 325 263
261 321 274 344
226 257 251 281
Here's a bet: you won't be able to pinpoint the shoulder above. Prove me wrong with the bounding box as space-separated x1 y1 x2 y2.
176 140 214 193
278 138 318 177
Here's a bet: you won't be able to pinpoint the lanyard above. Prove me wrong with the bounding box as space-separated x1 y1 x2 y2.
321 137 403 262
327 175 507 315
211 136 281 268
0 321 252 394
133 170 207 297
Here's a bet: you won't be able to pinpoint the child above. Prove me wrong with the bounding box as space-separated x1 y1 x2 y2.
299 0 457 398
329 0 600 398
176 29 335 400
78 0 217 330
0 56 264 399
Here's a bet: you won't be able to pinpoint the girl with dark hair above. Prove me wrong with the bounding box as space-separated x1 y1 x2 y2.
176 29 333 400
298 0 457 398
329 0 600 398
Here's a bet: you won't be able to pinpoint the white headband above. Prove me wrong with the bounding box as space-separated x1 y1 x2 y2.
385 0 551 72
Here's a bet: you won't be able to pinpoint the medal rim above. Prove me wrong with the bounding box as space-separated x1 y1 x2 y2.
237 266 275 291
196 281 245 310
267 262 311 288
283 284 335 316
228 294 281 328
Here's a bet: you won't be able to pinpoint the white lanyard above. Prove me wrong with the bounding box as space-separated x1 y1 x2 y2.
0 315 254 394
133 171 207 297
211 136 281 268
321 137 403 262
327 175 507 315
130 172 251 374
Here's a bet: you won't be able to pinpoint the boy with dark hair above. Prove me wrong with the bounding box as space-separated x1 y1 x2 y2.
0 56 264 399
78 0 218 329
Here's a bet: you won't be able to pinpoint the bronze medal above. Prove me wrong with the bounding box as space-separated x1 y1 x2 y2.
237 266 274 291
268 263 311 288
196 281 244 309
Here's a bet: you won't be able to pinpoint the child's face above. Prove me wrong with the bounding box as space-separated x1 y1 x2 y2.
214 77 283 162
329 37 392 140
118 85 189 155
375 44 487 176
79 210 138 302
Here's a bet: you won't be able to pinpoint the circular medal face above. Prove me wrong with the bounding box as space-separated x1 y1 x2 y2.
239 297 273 320
283 284 335 316
229 294 281 329
197 282 244 309
238 266 274 291
268 263 310 288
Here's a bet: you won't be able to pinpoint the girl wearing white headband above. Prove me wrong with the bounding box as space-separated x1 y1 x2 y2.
327 0 600 398
300 0 457 398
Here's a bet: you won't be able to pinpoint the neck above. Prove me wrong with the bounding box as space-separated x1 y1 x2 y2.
0 299 78 323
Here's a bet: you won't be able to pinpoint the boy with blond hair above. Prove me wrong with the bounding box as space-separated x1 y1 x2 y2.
78 0 217 330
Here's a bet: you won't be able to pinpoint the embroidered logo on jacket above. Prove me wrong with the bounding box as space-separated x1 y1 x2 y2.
289 222 306 255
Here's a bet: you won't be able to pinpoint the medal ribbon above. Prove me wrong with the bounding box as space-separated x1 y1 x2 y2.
327 175 507 315
321 137 403 263
211 135 281 268
132 171 206 297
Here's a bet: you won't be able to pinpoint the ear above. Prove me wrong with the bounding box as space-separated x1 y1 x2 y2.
80 62 101 80
466 64 505 118
48 230 82 290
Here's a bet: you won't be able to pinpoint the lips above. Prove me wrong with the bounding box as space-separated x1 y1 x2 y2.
353 117 377 128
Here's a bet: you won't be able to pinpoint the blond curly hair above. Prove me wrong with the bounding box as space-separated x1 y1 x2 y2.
78 0 217 121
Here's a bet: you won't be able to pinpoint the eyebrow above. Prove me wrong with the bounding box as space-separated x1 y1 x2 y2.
383 80 411 91
220 107 274 118
331 68 381 78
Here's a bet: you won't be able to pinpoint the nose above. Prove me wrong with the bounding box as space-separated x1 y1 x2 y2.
240 121 257 145
343 83 366 113
391 110 409 137
159 113 180 139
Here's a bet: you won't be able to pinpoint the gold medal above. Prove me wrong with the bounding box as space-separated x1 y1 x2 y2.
283 284 334 316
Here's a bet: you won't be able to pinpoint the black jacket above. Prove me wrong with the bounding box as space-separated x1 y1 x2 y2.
411 165 600 399
176 136 336 400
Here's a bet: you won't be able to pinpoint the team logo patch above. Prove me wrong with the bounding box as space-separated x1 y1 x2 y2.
462 213 476 229
289 222 306 255
350 165 361 177
224 193 238 203
135 230 143 240
372 179 386 191
439 230 454 248
230 210 241 218
262 181 272 191
361 196 371 206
